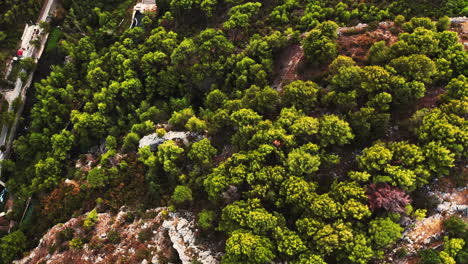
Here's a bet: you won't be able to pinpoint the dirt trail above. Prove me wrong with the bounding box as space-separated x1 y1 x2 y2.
272 44 304 91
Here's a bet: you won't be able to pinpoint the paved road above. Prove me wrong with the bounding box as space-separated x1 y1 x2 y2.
39 0 55 22
0 0 57 182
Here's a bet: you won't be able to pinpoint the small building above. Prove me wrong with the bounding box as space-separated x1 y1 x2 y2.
135 0 157 13
131 0 157 28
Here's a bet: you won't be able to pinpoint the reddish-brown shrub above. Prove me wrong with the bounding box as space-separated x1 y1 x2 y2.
367 183 411 213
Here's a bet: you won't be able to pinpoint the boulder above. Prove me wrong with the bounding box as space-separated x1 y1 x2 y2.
139 131 191 151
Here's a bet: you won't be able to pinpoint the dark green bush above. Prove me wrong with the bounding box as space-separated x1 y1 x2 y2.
137 229 152 243
124 212 135 223
418 249 441 264
395 247 408 258
198 209 215 230
443 215 468 239
107 229 121 244
56 227 74 243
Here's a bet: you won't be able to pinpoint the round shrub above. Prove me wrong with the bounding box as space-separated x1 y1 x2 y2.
172 185 193 204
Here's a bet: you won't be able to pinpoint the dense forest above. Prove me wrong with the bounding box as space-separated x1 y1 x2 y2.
0 0 467 263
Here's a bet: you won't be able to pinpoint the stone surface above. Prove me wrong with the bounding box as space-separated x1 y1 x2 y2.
15 207 222 264
139 131 193 151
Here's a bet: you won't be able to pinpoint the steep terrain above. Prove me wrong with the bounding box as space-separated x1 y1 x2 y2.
17 207 222 264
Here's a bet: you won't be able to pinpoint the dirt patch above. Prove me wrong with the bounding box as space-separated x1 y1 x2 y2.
406 215 444 248
271 22 402 90
272 44 304 91
337 22 400 63
450 18 468 49
416 87 445 110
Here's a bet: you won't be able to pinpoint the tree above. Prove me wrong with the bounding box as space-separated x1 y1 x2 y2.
423 141 455 176
171 38 196 66
329 55 356 76
349 107 390 142
206 89 228 110
231 108 263 148
394 15 405 26
33 157 62 191
87 167 116 188
330 181 367 202
368 217 403 249
168 108 194 130
439 251 455 264
383 165 417 191
219 199 278 234
290 116 320 137
443 216 468 239
274 227 307 257
319 115 354 147
388 141 425 167
0 230 27 264
348 171 371 183
185 116 207 133
443 75 467 101
282 80 320 113
122 132 140 153
200 0 218 17
329 65 363 93
240 85 279 116
442 237 465 259
360 66 392 94
222 230 275 264
106 135 117 151
188 138 217 166
198 209 216 230
84 209 99 229
131 120 156 136
303 29 337 64
292 253 327 264
415 109 466 156
286 147 321 177
223 2 262 34
419 249 441 264
309 193 341 219
172 185 193 204
437 16 451 31
317 20 339 39
157 140 184 178
280 176 317 208
389 54 437 84
71 111 108 140
402 17 436 33
341 198 372 220
393 28 440 57
344 234 374 264
358 143 393 171
313 220 354 254
51 130 75 161
368 41 391 65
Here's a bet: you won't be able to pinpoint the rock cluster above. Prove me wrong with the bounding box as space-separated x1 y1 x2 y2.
15 207 222 264
139 132 191 151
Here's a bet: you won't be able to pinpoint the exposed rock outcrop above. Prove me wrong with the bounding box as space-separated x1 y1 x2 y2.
15 207 222 264
387 184 467 264
139 131 202 151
